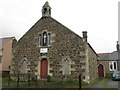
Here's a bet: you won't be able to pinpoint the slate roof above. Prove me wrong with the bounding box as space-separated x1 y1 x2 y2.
98 51 120 61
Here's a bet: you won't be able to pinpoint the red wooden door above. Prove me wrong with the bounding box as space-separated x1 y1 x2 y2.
41 59 48 78
98 64 104 77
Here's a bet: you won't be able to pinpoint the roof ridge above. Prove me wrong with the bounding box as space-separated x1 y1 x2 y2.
0 36 15 39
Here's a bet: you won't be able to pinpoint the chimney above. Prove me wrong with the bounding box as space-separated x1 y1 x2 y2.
82 31 87 42
116 41 120 51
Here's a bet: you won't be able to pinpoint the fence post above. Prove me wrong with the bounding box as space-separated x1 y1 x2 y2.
17 73 20 87
8 73 10 87
62 76 64 88
28 74 30 87
35 75 37 87
79 74 82 90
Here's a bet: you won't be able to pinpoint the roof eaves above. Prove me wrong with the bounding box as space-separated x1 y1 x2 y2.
87 43 98 57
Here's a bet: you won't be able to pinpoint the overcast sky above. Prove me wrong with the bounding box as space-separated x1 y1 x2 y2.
0 0 119 53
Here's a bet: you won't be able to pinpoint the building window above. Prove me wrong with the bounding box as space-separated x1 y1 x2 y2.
44 8 47 14
0 56 2 63
19 59 30 74
39 34 42 46
48 33 51 45
39 32 51 46
114 62 117 69
49 9 51 14
63 59 69 75
61 56 73 75
109 61 117 71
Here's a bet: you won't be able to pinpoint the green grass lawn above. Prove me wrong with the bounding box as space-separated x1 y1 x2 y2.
2 77 88 88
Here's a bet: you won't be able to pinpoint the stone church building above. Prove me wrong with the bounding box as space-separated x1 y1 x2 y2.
11 2 98 83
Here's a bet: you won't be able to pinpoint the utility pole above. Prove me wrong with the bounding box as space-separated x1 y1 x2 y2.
116 41 120 71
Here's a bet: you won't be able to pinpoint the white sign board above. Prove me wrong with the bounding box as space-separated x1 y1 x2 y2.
40 48 48 53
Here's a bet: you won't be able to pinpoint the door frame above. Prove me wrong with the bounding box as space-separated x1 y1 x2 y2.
98 64 105 77
40 58 48 78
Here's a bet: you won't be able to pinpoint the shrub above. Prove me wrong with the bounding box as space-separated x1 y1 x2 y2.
31 76 37 81
64 78 76 83
82 81 87 85
50 78 61 83
47 75 51 82
105 72 111 78
2 72 10 78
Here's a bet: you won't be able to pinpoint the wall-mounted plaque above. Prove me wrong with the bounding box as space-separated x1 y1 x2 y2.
40 48 48 53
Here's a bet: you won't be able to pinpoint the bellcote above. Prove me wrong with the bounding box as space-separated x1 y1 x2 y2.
42 2 51 17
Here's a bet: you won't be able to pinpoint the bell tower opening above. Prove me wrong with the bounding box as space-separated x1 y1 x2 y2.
42 2 51 17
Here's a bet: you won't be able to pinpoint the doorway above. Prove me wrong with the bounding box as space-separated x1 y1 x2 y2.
40 59 48 78
98 64 104 77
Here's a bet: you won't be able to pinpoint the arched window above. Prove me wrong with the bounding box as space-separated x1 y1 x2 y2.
63 59 69 74
61 56 73 75
49 9 51 14
39 32 51 46
43 32 47 46
19 59 30 74
48 33 51 45
44 8 47 14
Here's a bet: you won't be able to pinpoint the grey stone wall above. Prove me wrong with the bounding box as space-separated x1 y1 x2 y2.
87 44 98 81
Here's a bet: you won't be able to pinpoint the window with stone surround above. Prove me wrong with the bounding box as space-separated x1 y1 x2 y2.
109 61 117 71
48 33 51 45
63 59 69 74
61 56 74 75
39 31 51 46
19 59 30 74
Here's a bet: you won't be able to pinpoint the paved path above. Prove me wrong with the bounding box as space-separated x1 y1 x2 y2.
85 78 120 88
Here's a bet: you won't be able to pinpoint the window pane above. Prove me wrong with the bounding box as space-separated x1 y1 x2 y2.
39 34 42 46
114 62 117 69
39 32 51 46
110 64 113 70
43 32 47 46
48 33 51 45
109 62 113 70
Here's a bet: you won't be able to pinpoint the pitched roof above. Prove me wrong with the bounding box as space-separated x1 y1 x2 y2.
98 53 110 56
87 43 98 57
18 17 82 42
98 51 119 61
43 1 51 9
16 17 97 57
